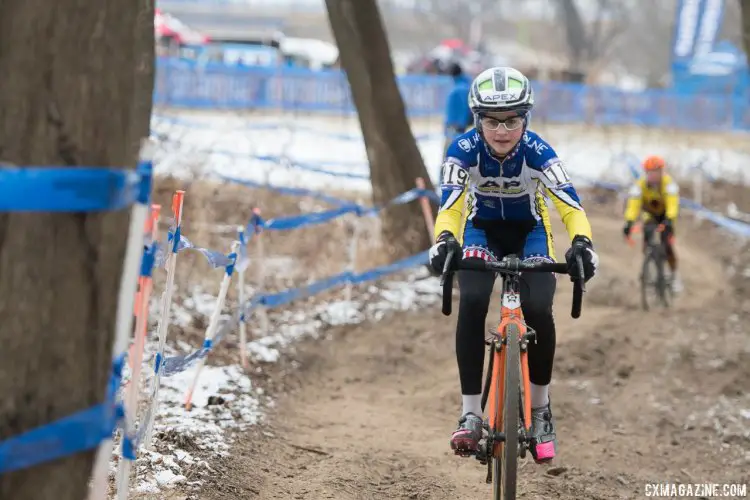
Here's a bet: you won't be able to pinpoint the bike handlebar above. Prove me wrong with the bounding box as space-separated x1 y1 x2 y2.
440 249 585 319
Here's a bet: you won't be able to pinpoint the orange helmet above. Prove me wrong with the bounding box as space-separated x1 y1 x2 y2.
643 155 666 171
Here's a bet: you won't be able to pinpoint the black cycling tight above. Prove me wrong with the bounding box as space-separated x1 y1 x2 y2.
456 264 557 395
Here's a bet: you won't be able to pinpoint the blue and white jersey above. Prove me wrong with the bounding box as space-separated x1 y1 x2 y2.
439 128 585 223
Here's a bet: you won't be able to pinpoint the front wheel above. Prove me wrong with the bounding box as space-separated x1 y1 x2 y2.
493 323 520 500
640 250 657 311
654 247 673 308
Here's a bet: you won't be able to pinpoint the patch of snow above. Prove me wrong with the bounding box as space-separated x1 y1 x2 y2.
151 110 750 195
154 469 187 488
116 262 442 498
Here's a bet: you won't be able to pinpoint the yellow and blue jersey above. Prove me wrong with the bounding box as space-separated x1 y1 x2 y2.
435 128 592 261
624 174 680 222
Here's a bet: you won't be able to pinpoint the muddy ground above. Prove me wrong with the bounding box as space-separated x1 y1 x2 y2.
168 193 750 500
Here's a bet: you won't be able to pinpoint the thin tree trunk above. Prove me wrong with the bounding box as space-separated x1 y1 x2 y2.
741 0 750 67
555 0 588 71
0 0 153 498
325 0 434 259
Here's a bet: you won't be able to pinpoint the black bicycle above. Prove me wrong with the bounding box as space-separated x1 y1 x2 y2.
629 222 673 310
441 250 585 500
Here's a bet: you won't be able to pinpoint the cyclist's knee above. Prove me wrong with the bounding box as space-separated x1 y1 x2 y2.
459 282 492 311
522 294 554 321
457 257 495 311
520 271 556 318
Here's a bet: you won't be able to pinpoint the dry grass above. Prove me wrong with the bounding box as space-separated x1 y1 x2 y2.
149 175 405 309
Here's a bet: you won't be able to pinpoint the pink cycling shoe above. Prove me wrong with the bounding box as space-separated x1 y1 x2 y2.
530 403 557 463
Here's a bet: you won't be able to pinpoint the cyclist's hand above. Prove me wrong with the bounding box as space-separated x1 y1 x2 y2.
662 218 674 235
565 235 599 282
622 221 633 238
429 231 461 274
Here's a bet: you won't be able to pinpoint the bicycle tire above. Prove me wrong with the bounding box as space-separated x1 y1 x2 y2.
640 250 655 311
654 246 672 308
493 323 520 500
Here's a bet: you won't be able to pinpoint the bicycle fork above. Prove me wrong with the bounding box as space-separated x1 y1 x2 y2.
477 328 537 484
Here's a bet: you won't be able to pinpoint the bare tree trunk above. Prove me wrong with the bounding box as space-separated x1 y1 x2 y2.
0 0 153 498
741 0 750 66
555 0 588 71
324 0 434 259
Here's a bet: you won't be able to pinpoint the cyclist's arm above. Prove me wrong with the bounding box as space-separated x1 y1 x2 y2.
524 133 591 241
434 155 468 241
624 182 643 222
664 176 680 220
533 157 592 241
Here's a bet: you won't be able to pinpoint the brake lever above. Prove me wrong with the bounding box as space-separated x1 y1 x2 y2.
575 253 586 293
440 247 456 286
441 248 457 316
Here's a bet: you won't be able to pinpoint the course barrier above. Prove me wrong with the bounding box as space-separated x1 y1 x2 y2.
153 57 750 132
0 147 153 500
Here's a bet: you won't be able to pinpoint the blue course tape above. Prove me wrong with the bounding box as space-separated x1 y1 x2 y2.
160 249 431 377
151 114 442 143
680 198 750 237
0 167 142 212
218 174 352 207
155 231 234 269
256 187 439 232
178 147 371 180
0 356 125 474
264 205 359 231
0 160 148 472
161 345 212 377
252 250 430 310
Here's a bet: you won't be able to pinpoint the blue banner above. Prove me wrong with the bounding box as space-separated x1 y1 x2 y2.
672 0 705 65
153 57 750 132
692 0 725 59
672 0 726 68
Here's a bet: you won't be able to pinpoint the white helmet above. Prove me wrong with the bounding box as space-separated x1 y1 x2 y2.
468 67 534 115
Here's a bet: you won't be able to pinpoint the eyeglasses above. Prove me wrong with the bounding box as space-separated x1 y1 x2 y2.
480 115 525 131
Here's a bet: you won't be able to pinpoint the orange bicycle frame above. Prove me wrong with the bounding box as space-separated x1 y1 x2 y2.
486 277 532 456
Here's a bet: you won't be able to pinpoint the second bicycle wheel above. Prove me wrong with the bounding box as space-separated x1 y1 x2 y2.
493 323 520 500
654 248 673 308
640 251 658 311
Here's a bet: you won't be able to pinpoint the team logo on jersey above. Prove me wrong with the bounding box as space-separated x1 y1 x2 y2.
526 137 549 155
478 178 525 195
458 138 472 152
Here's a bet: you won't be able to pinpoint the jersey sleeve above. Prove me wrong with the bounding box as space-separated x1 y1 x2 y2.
624 180 644 222
663 175 680 220
525 134 592 241
433 138 473 242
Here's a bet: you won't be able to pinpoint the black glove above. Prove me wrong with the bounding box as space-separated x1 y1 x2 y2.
429 231 461 274
565 235 598 282
623 221 633 238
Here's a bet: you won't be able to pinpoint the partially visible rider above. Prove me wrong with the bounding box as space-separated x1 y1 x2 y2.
622 155 682 292
428 66 599 463
442 62 473 158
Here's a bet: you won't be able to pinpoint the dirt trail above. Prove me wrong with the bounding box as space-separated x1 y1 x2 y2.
204 207 749 500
